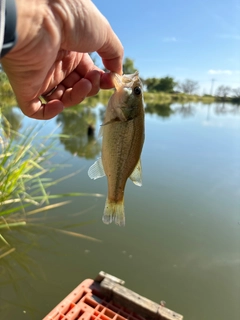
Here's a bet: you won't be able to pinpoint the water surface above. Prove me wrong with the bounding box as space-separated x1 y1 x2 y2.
0 102 240 320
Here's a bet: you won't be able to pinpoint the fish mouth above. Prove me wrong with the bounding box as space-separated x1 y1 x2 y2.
112 71 139 90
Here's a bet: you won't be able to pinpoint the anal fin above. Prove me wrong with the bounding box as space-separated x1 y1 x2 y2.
129 159 142 187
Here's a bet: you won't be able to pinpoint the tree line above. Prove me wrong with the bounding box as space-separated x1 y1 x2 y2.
1 58 240 102
122 57 240 101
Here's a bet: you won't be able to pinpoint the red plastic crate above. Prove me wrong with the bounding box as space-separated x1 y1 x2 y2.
43 279 144 320
43 273 183 320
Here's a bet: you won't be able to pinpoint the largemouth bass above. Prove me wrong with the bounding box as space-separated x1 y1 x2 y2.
88 71 145 226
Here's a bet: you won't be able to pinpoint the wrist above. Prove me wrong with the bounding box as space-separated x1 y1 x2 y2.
0 0 17 58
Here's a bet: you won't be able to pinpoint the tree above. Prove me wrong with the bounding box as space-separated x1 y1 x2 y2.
123 57 137 74
144 76 177 93
157 76 177 93
232 87 240 98
178 79 199 94
144 77 161 92
215 85 231 99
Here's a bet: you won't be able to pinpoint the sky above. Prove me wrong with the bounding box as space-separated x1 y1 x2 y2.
92 0 240 94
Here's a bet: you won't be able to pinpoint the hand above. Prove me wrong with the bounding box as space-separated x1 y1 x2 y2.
1 0 123 120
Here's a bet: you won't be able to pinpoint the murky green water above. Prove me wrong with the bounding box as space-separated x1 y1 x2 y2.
0 101 240 320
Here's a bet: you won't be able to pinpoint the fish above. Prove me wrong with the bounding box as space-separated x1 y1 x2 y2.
88 71 145 226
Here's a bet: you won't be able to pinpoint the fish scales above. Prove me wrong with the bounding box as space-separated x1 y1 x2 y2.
88 71 145 226
102 117 143 202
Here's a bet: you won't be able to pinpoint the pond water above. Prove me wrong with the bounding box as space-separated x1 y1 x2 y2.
0 101 240 320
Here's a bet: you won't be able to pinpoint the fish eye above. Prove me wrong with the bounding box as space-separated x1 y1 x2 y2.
133 86 141 95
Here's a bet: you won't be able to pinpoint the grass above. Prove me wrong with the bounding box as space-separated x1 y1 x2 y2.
97 89 216 105
144 91 172 103
0 110 103 258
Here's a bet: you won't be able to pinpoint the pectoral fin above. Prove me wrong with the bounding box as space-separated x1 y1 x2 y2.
129 159 142 187
88 158 105 180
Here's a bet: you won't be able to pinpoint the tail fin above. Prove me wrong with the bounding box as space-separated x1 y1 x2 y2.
102 199 125 226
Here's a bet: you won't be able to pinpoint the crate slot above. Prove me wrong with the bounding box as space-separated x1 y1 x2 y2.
107 306 119 313
72 291 85 304
96 305 104 312
118 311 129 318
114 315 126 320
100 314 111 320
102 309 115 319
74 309 85 319
94 310 100 316
84 297 98 309
62 302 75 315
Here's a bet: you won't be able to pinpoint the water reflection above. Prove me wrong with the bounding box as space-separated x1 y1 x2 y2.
215 102 229 115
1 101 240 161
56 105 101 159
145 101 196 118
214 102 240 116
0 207 101 318
145 102 174 118
0 226 49 318
229 104 240 115
173 103 196 118
203 102 240 117
144 101 240 119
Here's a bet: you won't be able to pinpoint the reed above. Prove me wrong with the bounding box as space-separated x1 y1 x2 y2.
0 112 103 256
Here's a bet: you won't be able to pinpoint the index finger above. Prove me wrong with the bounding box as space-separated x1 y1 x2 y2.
97 25 124 75
60 0 124 74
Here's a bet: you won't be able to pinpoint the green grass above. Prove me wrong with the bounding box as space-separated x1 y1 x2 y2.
0 112 103 258
144 92 216 104
144 91 172 103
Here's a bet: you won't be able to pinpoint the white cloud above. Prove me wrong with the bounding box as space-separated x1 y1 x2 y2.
207 69 240 75
162 37 177 42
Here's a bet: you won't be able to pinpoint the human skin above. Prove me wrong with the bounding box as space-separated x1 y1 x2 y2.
1 0 124 120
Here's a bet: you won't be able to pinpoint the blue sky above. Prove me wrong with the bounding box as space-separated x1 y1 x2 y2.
93 0 240 94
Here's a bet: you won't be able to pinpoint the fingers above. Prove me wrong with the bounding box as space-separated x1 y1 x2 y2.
84 70 102 96
16 69 113 120
20 99 64 120
43 69 102 103
61 78 92 106
100 72 115 89
21 78 94 120
9 52 114 120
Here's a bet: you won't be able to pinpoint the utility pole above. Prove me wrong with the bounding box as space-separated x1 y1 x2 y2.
210 78 215 96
